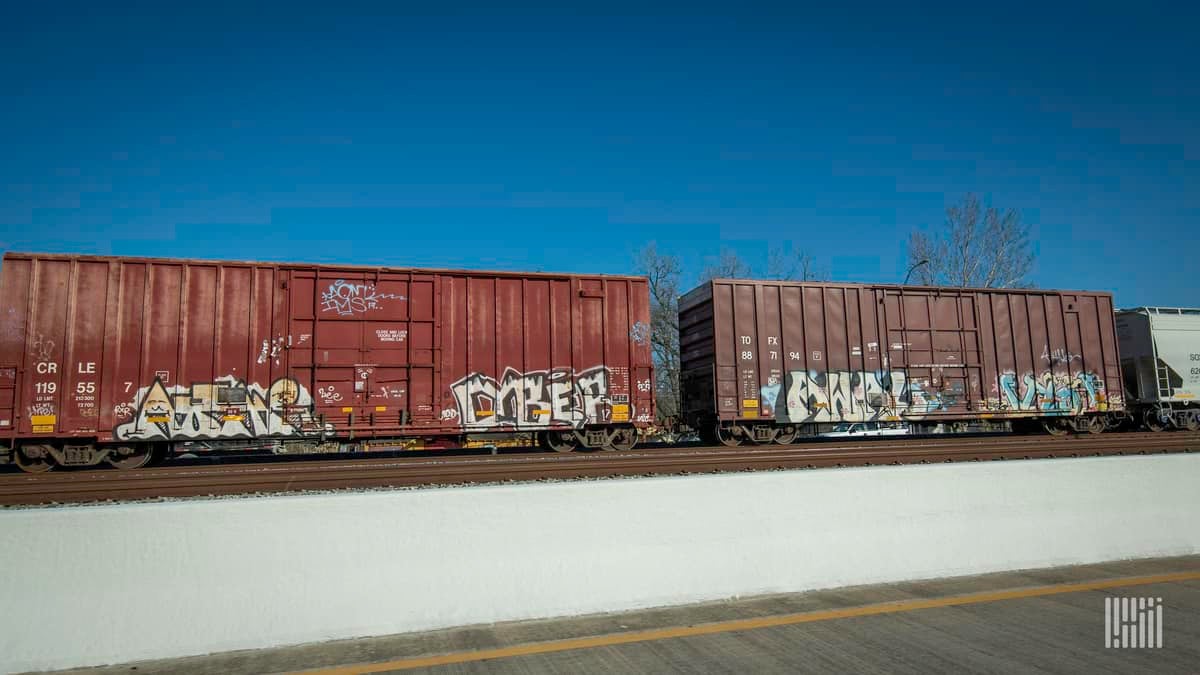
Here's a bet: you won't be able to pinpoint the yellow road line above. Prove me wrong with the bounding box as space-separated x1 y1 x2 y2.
305 570 1200 674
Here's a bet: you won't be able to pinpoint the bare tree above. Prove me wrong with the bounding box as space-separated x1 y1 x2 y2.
702 245 826 283
767 244 827 281
700 248 751 282
907 194 1034 288
634 243 682 423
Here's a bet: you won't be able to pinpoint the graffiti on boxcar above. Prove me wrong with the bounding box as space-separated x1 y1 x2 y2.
32 333 55 362
113 375 320 440
630 321 649 345
257 336 285 365
320 279 405 316
449 366 612 428
378 384 406 400
772 369 944 422
1040 345 1082 366
317 385 343 404
995 370 1108 413
28 402 55 417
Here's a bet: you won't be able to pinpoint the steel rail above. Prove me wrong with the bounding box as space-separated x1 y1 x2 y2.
1 432 1197 506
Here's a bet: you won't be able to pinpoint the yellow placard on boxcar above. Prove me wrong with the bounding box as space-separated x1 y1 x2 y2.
742 399 758 408
32 424 54 433
30 414 56 426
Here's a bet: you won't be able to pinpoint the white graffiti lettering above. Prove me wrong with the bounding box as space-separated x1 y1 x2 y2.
1040 345 1082 365
630 321 649 345
450 366 613 429
257 336 285 365
32 333 54 362
320 279 405 316
28 402 55 417
772 369 944 422
114 375 322 441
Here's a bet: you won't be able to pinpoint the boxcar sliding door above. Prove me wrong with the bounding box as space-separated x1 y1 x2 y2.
880 289 984 416
289 269 437 434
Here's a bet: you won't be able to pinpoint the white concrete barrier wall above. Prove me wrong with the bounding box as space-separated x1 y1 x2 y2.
2 453 1198 673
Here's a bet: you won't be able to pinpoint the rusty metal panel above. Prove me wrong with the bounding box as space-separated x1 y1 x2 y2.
680 278 1124 428
0 253 653 447
440 273 652 431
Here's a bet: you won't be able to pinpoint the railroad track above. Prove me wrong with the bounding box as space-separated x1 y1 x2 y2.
2 432 1198 506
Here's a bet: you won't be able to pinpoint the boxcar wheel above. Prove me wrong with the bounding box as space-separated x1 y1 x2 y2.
606 428 636 452
106 445 154 470
774 426 799 445
1185 412 1200 432
539 430 579 453
1084 416 1105 434
1042 419 1071 436
1144 409 1166 432
15 444 55 473
715 424 743 447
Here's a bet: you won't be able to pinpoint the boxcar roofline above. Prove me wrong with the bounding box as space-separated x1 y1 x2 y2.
1118 307 1200 315
0 251 650 283
691 277 1116 298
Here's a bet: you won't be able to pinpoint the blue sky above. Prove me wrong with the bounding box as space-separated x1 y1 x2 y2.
2 3 1197 307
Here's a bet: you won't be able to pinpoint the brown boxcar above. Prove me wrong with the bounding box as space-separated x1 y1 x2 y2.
0 253 653 470
679 279 1124 444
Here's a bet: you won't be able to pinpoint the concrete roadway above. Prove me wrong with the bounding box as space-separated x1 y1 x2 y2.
46 556 1200 675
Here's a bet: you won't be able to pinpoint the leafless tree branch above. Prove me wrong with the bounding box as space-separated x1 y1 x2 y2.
767 244 828 282
635 243 682 422
700 248 752 282
906 193 1034 288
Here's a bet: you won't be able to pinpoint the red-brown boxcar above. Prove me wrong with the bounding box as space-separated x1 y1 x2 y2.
679 279 1124 445
0 253 653 470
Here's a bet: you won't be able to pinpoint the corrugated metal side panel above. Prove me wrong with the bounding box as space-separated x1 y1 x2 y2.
685 279 1124 425
440 274 652 431
59 260 110 433
0 258 33 436
106 260 289 444
0 253 654 445
21 258 73 436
